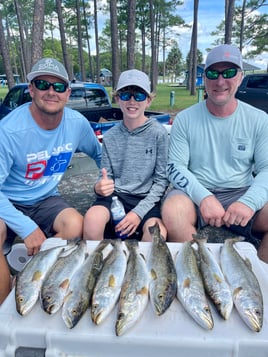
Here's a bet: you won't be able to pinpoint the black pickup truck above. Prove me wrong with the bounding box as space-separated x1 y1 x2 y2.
0 82 171 140
235 73 268 113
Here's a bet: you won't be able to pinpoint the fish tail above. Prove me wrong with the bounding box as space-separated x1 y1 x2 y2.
192 233 208 243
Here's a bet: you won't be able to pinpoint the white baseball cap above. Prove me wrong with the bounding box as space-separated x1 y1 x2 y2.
116 69 151 95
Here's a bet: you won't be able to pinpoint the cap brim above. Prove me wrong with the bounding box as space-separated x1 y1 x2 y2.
27 71 69 84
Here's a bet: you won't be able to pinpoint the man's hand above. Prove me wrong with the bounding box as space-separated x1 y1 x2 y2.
94 168 115 196
200 195 225 227
223 201 254 227
24 227 47 256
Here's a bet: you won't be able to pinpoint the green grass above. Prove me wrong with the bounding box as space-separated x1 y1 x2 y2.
0 84 200 115
0 87 8 102
106 84 200 115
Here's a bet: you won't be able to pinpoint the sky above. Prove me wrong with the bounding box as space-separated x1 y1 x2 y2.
172 0 268 69
93 0 267 70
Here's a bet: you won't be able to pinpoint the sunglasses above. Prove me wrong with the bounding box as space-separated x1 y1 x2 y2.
33 79 68 93
118 91 148 102
205 68 239 80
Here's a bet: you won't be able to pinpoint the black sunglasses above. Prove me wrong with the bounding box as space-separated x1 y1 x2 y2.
33 79 68 93
205 68 239 80
118 91 148 102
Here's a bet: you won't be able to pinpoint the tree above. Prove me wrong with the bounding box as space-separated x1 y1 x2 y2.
55 0 73 79
166 43 183 82
31 0 45 65
225 0 235 44
110 0 120 90
127 0 136 68
0 9 15 88
188 0 199 96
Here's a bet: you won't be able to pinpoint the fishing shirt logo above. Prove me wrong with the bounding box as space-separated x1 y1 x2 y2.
25 144 72 183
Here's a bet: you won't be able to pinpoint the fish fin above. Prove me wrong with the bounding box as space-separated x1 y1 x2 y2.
109 274 116 287
213 273 223 283
60 279 70 290
137 286 149 295
192 233 208 243
183 277 191 288
233 286 243 298
32 270 42 281
150 269 157 280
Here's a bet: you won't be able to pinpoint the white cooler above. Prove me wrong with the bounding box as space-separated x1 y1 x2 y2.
0 240 268 357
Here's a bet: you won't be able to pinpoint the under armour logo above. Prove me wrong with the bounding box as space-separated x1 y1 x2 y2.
145 148 153 154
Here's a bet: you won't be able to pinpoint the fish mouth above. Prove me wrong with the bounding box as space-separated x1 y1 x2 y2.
244 309 263 332
91 308 103 325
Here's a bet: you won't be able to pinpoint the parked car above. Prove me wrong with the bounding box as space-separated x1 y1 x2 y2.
0 82 111 120
0 82 171 141
235 73 268 113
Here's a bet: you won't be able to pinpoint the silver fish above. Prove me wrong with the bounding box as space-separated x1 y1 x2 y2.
147 223 177 316
175 241 214 330
193 234 233 320
91 239 127 325
220 237 263 332
15 245 64 316
61 240 108 328
115 239 149 336
40 240 87 314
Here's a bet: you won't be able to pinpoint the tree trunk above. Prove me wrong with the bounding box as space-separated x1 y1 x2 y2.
127 0 136 68
110 0 120 91
55 0 73 80
225 0 235 44
76 0 86 81
149 0 157 93
14 0 30 77
93 0 100 83
0 10 15 89
31 0 45 66
189 0 198 96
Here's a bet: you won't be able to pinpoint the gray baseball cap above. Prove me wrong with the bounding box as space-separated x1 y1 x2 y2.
27 58 69 84
116 69 151 95
205 44 243 70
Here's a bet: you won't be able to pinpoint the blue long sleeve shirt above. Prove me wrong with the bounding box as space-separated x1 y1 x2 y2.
167 100 268 212
0 103 102 239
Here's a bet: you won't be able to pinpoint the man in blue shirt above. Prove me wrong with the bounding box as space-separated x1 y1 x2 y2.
162 44 268 263
0 58 101 303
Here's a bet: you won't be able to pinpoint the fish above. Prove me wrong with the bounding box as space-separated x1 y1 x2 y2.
61 240 108 329
115 239 149 336
147 223 177 316
220 237 263 332
193 234 233 320
175 241 214 330
40 240 87 314
15 245 65 316
91 239 127 325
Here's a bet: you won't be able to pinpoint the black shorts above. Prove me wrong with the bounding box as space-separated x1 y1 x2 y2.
92 192 161 240
6 196 71 244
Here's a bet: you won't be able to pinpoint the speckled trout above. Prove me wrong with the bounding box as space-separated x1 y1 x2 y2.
91 239 127 325
15 245 64 316
175 241 214 330
147 223 177 316
220 237 263 332
193 234 233 320
61 240 108 328
115 239 149 336
40 240 87 314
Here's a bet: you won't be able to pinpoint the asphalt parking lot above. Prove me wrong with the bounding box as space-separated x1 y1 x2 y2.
59 153 99 216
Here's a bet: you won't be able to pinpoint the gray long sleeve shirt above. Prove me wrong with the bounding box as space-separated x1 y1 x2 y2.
100 117 169 219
